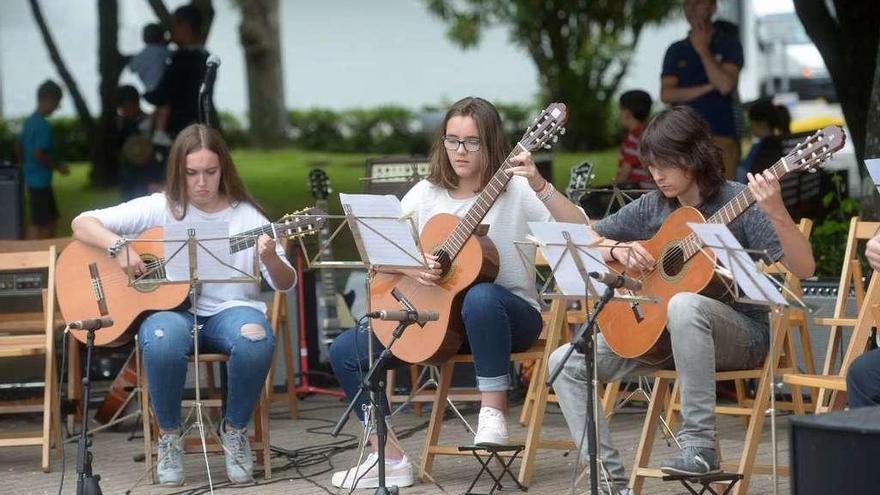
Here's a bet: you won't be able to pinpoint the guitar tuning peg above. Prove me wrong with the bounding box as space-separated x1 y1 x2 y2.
552 136 558 143
559 127 566 135
543 144 551 149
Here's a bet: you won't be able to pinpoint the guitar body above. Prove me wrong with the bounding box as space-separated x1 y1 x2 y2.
597 207 716 360
56 227 189 347
370 213 499 365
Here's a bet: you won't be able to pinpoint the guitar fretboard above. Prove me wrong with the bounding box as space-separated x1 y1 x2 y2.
228 223 279 254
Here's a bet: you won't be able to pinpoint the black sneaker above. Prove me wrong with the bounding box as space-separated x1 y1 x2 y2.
659 446 720 476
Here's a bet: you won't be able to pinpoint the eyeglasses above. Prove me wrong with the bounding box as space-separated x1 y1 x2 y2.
442 136 481 152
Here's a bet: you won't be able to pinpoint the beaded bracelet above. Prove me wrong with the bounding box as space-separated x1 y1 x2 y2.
537 180 555 203
107 237 128 258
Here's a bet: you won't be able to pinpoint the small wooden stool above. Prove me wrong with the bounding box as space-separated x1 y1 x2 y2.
662 472 743 495
458 444 527 495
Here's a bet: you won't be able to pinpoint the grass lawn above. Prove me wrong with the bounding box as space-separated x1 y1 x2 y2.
52 148 615 262
55 147 618 233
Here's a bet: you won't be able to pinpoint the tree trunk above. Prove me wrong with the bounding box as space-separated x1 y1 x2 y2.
794 0 880 168
92 0 126 186
28 0 94 135
239 0 287 148
862 34 880 219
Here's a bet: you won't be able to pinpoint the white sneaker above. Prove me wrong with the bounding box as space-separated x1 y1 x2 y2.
331 452 414 489
474 406 509 446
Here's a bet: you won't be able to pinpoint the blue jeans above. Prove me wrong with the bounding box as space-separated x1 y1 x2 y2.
138 306 275 430
329 282 543 423
847 348 880 408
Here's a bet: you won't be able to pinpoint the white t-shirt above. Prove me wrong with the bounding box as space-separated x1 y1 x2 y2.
400 177 552 310
75 193 294 317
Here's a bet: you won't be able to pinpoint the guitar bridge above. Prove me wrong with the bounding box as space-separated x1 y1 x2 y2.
630 301 644 323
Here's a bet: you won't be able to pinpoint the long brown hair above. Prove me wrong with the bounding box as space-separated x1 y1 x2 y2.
638 106 725 205
164 124 267 220
427 97 509 191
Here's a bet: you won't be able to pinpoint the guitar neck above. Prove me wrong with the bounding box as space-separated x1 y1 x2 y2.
314 199 339 296
228 223 279 254
441 143 528 257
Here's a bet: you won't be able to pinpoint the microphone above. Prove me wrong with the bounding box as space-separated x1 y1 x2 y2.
68 317 114 331
589 271 642 291
201 55 221 93
367 310 439 325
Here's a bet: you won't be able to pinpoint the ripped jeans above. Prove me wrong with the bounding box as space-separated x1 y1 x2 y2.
138 306 275 430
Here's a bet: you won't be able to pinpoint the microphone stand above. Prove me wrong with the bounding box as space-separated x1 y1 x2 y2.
547 283 615 495
75 325 104 495
332 317 418 495
199 64 217 128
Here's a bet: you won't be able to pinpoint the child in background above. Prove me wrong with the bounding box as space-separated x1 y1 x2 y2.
615 90 654 189
128 23 173 146
16 79 69 239
736 98 791 182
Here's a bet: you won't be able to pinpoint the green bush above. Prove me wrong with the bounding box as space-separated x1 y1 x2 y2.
811 175 862 277
218 111 250 148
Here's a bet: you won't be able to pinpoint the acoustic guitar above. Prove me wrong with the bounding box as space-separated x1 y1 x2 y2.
597 125 846 361
307 168 356 362
370 103 569 365
56 209 325 347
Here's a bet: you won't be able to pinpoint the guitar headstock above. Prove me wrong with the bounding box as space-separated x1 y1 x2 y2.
307 169 331 201
782 125 846 174
276 207 327 239
565 161 594 203
518 103 568 152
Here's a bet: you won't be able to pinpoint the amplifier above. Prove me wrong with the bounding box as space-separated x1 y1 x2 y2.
0 162 23 240
363 156 430 198
0 270 47 313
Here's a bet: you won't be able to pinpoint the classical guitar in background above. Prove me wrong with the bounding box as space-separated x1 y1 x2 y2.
370 103 569 365
307 168 356 363
597 125 846 362
55 209 325 347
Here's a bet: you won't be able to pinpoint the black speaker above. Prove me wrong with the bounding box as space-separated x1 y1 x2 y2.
789 406 880 494
0 161 23 239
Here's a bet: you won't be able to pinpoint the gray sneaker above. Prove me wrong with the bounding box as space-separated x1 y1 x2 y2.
220 422 254 484
156 433 185 486
660 446 720 476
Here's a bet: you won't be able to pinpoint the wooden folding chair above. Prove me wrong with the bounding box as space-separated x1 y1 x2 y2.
0 247 63 472
416 294 570 487
783 218 879 413
630 307 793 495
139 292 288 482
266 289 299 419
784 269 880 412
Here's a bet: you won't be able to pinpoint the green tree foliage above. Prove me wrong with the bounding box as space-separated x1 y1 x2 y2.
425 0 679 150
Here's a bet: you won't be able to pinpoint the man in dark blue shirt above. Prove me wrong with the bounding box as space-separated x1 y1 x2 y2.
661 0 743 180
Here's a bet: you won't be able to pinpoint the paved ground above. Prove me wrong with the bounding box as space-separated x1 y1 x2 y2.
1 392 792 495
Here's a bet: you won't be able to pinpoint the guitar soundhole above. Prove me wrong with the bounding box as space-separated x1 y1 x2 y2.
661 245 686 278
131 254 164 293
433 249 452 277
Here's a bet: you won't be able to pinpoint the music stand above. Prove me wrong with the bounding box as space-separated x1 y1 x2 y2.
121 224 262 494
300 193 428 494
518 222 659 495
687 222 809 495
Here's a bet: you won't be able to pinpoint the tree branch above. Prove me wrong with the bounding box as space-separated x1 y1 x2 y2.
145 0 171 28
28 0 94 133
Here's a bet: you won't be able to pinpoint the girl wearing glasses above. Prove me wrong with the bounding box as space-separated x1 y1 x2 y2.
329 97 586 489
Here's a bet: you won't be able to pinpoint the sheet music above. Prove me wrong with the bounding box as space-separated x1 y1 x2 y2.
865 158 880 194
528 222 607 297
338 193 425 268
164 222 237 281
687 223 787 306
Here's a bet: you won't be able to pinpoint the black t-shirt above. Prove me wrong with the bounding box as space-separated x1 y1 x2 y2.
145 46 219 137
